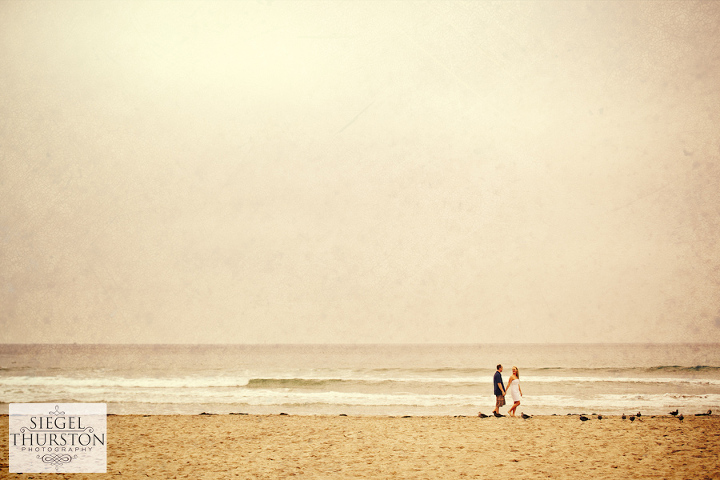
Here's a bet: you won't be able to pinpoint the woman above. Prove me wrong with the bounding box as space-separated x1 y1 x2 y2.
506 366 522 417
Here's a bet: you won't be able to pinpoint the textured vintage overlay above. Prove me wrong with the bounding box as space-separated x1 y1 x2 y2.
0 2 718 343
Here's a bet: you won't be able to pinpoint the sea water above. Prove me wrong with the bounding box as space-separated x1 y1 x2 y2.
1 344 719 416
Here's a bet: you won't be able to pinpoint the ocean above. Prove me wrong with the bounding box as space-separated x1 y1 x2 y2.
1 344 719 416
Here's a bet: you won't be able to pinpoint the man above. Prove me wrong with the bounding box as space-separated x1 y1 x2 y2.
493 364 506 417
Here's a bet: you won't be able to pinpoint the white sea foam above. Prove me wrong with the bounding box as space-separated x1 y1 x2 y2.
3 381 720 412
2 373 719 389
2 344 719 415
0 376 251 388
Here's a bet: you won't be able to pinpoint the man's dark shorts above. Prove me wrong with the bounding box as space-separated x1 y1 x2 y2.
496 395 506 408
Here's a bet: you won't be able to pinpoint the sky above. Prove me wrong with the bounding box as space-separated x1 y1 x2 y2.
1 0 719 344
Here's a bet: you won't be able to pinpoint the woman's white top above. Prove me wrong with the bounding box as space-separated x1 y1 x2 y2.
509 378 521 402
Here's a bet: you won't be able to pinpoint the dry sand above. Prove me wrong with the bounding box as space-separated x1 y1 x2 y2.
2 413 719 479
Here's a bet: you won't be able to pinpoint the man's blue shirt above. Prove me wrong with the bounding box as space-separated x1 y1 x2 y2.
493 370 504 396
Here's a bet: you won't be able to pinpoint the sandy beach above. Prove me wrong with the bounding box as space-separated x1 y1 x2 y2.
2 413 718 479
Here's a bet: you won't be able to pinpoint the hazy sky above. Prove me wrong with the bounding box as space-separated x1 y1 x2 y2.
1 0 719 344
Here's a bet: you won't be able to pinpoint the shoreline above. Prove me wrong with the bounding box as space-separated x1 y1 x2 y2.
4 402 718 417
1 412 713 416
3 413 719 479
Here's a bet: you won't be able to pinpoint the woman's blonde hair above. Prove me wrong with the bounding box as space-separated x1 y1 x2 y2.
513 366 519 379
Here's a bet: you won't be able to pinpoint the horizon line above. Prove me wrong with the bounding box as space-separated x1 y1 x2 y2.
1 342 719 346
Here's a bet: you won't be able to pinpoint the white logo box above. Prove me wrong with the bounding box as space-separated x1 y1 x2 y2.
9 403 107 473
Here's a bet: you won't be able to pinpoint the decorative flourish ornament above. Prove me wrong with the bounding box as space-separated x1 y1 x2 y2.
37 454 77 471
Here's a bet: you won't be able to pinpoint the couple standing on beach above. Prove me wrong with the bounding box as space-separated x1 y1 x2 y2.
490 364 522 417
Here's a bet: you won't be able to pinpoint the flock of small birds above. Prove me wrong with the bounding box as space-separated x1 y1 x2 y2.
477 412 533 419
579 409 713 422
475 409 713 421
193 410 714 419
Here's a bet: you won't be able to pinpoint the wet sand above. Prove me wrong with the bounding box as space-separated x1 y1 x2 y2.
2 413 719 479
